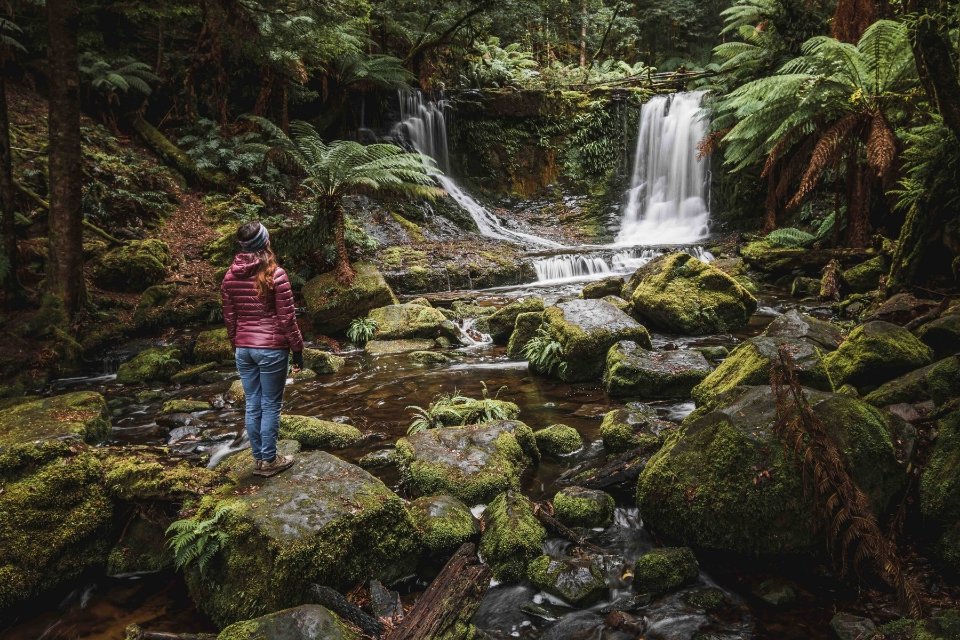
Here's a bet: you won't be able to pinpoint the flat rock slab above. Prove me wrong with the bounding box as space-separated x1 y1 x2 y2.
364 339 436 355
396 420 539 505
0 391 111 453
762 309 842 351
605 341 713 398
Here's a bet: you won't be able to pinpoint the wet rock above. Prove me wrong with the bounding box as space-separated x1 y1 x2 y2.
161 399 212 414
291 368 317 380
763 309 843 350
185 451 419 625
216 605 358 640
107 514 171 576
226 379 245 404
843 256 887 293
634 547 699 595
364 339 435 355
395 420 538 504
921 409 960 573
303 262 397 335
626 252 757 335
873 611 960 640
408 297 433 307
916 309 960 358
479 491 546 582
697 345 729 361
605 341 712 398
0 391 111 455
825 321 934 389
358 448 395 469
527 554 606 606
506 311 543 359
116 346 183 384
100 448 222 501
582 277 625 300
157 412 198 429
278 415 363 450
302 348 345 374
602 295 631 312
368 303 460 342
369 580 403 621
864 292 940 325
172 362 218 384
135 389 167 403
543 299 652 382
740 240 812 274
553 486 615 528
540 610 639 640
92 238 171 292
791 276 821 298
600 403 674 453
691 336 831 408
864 356 960 408
752 577 799 606
684 587 730 612
193 328 233 364
637 386 905 556
488 297 545 343
409 350 453 365
534 424 583 457
830 612 877 640
408 494 480 556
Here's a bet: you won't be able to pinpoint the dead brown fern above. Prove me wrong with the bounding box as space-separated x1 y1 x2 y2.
770 346 922 617
697 128 729 160
831 0 878 43
787 112 864 210
866 109 896 178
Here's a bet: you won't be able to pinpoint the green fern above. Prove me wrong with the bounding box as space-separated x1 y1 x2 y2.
346 317 378 345
166 503 235 573
765 227 816 248
522 327 567 377
405 390 514 435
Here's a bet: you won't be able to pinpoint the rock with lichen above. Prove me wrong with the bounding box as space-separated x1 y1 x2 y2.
488 297 545 344
408 495 479 557
599 403 674 454
302 348 345 374
303 263 397 335
117 346 183 385
634 547 699 594
605 341 712 398
527 554 606 606
215 605 359 640
93 239 171 292
506 311 543 359
193 328 234 364
824 321 933 390
278 415 363 450
553 486 615 528
479 491 546 582
533 424 583 457
367 303 461 342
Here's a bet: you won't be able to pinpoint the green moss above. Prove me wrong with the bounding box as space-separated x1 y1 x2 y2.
874 611 960 640
278 415 363 450
685 587 728 611
172 362 218 384
92 239 171 293
194 328 233 363
215 605 360 640
367 303 458 341
634 547 699 594
116 346 183 384
864 356 960 408
408 495 479 556
302 348 345 374
107 515 172 576
526 554 606 606
553 486 615 528
921 410 960 528
628 253 758 335
599 404 670 454
389 211 426 242
101 449 222 501
740 240 807 274
506 311 543 359
533 424 583 457
302 262 397 335
162 399 212 413
0 391 111 458
843 255 887 293
410 350 453 365
488 297 545 343
226 379 245 404
479 491 546 582
916 311 960 359
825 321 934 389
604 341 713 398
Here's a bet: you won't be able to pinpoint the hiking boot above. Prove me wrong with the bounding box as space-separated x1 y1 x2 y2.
254 459 263 472
255 454 295 477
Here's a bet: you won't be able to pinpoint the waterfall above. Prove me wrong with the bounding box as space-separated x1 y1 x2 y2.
393 90 561 248
617 91 711 246
532 246 713 283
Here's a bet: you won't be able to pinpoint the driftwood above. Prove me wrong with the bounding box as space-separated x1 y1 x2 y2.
557 446 649 490
129 115 230 191
533 502 607 554
386 543 490 640
309 584 385 639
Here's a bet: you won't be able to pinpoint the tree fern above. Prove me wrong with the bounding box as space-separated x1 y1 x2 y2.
765 227 816 248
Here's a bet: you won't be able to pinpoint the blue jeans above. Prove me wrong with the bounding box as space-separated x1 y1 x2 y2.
235 347 288 462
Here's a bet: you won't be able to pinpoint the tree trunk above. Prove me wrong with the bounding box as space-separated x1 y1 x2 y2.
763 170 778 232
907 0 960 141
886 203 935 292
46 0 85 315
252 64 274 117
333 203 355 284
845 159 871 248
0 64 23 301
579 0 588 67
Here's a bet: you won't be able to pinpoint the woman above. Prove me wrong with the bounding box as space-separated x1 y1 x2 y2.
221 221 304 477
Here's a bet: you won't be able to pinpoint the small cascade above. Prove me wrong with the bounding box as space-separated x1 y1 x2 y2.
532 246 713 283
534 255 611 282
393 90 560 248
617 91 711 245
455 317 493 347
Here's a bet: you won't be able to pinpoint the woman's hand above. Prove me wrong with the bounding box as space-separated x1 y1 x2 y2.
291 350 304 371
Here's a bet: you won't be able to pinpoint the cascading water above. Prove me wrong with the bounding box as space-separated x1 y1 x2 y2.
531 246 713 284
393 90 560 248
616 91 711 245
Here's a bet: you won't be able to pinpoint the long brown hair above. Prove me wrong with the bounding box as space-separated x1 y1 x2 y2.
236 222 279 298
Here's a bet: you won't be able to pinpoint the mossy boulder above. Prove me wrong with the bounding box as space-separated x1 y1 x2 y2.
116 346 183 384
92 239 171 292
790 276 821 298
226 379 245 404
100 449 223 501
872 611 960 640
916 310 960 359
479 491 546 582
302 348 345 374
825 321 934 390
194 328 234 364
303 262 397 335
488 297 545 343
527 554 606 606
843 256 887 293
107 514 172 576
864 356 960 408
172 362 218 384
763 309 843 350
506 311 543 359
920 409 960 572
364 339 435 356
367 303 460 342
637 386 904 556
599 403 675 453
409 350 453 365
0 391 111 458
0 450 113 611
542 299 652 382
408 495 480 556
533 424 583 457
184 451 420 626
691 336 831 408
553 486 615 528
395 420 538 505
162 399 212 414
581 277 625 300
740 240 808 274
604 341 712 398
278 415 363 450
626 253 757 335
216 605 359 640
634 547 699 595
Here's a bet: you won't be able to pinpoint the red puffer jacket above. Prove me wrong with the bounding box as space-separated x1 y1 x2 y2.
221 253 304 352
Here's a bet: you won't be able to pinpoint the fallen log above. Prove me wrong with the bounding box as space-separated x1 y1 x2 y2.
129 115 230 191
386 543 490 640
533 501 608 554
309 584 384 639
557 446 649 490
123 625 216 640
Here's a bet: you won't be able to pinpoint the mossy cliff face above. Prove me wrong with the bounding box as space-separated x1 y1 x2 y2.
184 451 420 626
408 495 480 557
479 491 546 582
216 605 358 640
303 262 397 335
395 420 538 505
824 321 934 390
92 238 171 292
626 253 757 335
637 386 904 556
543 299 652 382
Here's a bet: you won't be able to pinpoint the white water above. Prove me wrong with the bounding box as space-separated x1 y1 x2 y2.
616 91 711 246
394 90 561 248
531 246 713 285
